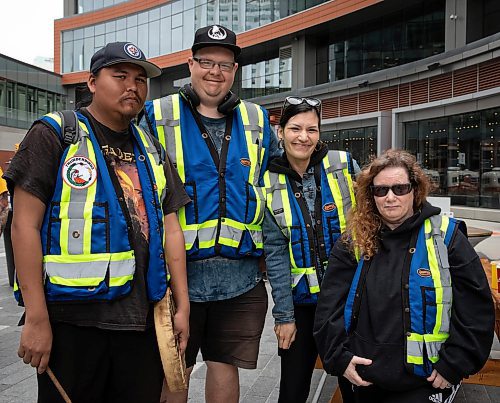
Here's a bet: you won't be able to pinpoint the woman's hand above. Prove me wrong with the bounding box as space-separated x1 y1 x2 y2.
427 369 453 389
173 309 189 355
343 355 373 387
274 322 297 349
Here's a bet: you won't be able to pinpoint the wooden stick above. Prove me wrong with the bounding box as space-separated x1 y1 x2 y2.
46 367 72 403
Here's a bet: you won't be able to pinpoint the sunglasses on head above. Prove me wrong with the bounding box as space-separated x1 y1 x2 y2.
370 183 413 197
281 96 322 116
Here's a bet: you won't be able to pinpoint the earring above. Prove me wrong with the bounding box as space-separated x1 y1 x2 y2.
278 139 284 149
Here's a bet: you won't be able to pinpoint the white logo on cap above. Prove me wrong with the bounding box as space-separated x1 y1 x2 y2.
124 43 142 59
208 25 227 40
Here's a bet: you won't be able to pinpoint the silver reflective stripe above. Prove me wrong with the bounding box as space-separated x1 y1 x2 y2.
425 340 444 359
407 339 424 358
427 215 452 333
45 258 135 279
307 272 319 289
325 151 352 220
292 272 303 287
248 229 263 245
266 173 289 237
198 226 217 244
183 228 198 246
254 186 266 223
66 132 91 255
242 101 263 185
140 126 161 165
158 96 179 166
219 223 243 242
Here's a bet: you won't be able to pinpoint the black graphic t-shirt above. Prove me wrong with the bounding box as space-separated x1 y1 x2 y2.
5 108 190 330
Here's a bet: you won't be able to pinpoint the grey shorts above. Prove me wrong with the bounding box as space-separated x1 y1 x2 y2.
185 281 268 369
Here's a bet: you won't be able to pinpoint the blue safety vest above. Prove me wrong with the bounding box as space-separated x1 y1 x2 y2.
264 150 356 304
14 111 168 303
144 95 270 260
344 215 459 377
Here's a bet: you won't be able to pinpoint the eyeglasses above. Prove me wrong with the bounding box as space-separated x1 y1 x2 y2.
281 96 322 116
370 183 413 197
192 57 236 72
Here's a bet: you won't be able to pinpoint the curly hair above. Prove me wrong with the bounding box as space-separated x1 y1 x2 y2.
344 149 430 258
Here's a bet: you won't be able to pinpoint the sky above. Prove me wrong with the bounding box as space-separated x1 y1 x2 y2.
0 1 64 70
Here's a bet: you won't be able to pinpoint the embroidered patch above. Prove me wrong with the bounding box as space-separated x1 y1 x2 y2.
417 268 432 278
240 158 251 167
124 43 142 59
323 202 336 212
208 25 227 40
62 156 97 189
273 208 284 215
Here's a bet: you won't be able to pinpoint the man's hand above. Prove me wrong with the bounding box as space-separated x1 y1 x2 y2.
427 369 453 389
173 309 189 355
18 314 52 374
274 322 297 350
343 355 373 387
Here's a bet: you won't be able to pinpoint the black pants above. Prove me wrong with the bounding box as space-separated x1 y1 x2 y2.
354 383 461 403
278 305 355 403
37 323 164 403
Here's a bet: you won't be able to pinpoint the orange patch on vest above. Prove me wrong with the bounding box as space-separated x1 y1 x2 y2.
417 268 432 278
323 202 336 212
240 158 251 167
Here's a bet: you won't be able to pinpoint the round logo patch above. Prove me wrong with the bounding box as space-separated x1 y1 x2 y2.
240 158 251 167
417 268 432 278
208 25 227 40
124 43 142 59
323 202 336 212
62 156 97 189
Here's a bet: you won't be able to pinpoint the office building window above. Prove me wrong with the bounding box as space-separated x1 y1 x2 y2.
63 0 330 73
404 107 500 209
322 126 377 168
318 0 445 83
76 0 128 14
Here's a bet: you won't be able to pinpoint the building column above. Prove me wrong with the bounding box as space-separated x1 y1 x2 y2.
291 35 317 91
445 0 467 51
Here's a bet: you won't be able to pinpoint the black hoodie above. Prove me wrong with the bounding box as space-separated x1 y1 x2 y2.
313 202 495 391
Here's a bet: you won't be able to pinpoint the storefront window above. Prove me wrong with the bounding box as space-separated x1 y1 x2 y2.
322 126 377 168
404 107 500 208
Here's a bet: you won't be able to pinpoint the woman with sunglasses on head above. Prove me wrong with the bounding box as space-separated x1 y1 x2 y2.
313 149 494 403
262 96 356 403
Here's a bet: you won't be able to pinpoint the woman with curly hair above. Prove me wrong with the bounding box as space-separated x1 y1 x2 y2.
313 149 494 403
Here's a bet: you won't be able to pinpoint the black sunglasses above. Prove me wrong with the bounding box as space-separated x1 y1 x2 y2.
281 96 322 116
370 183 413 197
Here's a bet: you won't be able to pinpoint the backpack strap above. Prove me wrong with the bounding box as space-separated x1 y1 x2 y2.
58 110 80 146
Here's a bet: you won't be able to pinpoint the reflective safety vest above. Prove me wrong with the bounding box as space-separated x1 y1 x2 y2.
145 94 269 260
263 150 356 304
14 111 168 303
344 215 458 377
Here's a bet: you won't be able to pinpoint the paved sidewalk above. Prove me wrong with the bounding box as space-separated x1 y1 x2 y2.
0 237 499 402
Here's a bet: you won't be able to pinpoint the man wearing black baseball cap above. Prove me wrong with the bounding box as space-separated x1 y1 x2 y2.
142 25 281 403
5 42 190 402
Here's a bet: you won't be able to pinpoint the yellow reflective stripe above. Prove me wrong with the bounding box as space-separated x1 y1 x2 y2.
83 143 97 255
43 250 134 263
218 237 239 248
407 333 423 341
46 113 62 125
49 274 134 287
407 355 424 365
279 174 299 269
153 98 167 150
172 95 185 182
425 219 444 335
323 151 352 233
257 107 264 166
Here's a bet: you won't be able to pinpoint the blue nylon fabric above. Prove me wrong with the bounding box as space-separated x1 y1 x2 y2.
38 112 167 303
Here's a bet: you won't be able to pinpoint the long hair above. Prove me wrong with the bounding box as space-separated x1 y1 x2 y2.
344 149 431 258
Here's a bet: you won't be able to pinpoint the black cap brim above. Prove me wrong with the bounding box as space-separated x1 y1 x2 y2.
92 59 162 78
192 43 241 58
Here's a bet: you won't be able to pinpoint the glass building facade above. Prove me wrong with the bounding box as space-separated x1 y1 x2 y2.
77 0 128 14
405 107 500 208
63 0 328 73
322 126 377 168
0 55 66 129
317 0 445 83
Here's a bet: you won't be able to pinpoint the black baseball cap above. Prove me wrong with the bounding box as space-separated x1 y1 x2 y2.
90 42 162 78
191 25 241 58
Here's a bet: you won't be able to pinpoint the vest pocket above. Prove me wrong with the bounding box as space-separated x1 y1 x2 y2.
183 182 199 224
